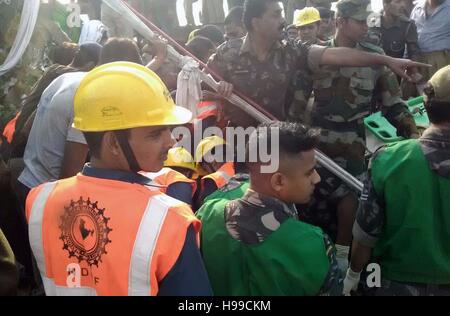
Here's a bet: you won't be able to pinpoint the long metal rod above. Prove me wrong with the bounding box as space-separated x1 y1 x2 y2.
102 0 364 193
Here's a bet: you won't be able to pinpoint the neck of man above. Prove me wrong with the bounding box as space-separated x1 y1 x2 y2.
249 173 284 204
383 10 397 25
248 32 276 61
335 29 357 48
427 0 444 9
90 156 130 172
429 122 450 131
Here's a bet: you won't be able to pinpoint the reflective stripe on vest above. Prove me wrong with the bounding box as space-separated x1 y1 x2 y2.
196 101 218 120
145 168 196 195
129 195 169 296
29 181 98 296
202 163 235 190
29 181 175 296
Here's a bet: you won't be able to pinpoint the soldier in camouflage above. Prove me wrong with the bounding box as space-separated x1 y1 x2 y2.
294 0 420 275
344 65 450 296
365 0 420 60
365 0 421 98
211 0 428 128
198 122 342 295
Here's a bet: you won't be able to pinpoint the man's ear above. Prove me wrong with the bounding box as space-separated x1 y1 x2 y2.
252 17 260 33
104 131 121 156
336 17 346 27
270 172 285 192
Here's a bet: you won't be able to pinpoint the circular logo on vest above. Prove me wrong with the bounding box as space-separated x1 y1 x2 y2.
59 197 112 267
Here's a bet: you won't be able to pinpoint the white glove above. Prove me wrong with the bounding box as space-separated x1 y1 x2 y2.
343 268 361 296
335 244 350 275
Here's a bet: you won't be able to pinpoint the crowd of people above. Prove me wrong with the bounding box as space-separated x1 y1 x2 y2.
0 0 449 296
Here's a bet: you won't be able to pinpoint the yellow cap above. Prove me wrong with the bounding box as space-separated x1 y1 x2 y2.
195 136 227 163
164 147 197 172
295 7 321 27
73 62 192 132
428 65 450 103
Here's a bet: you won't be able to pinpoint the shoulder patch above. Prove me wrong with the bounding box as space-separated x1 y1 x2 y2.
221 38 243 51
358 41 385 54
398 15 412 23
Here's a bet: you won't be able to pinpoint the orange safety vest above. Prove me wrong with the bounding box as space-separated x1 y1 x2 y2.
201 162 235 191
2 112 20 144
26 174 200 296
196 100 219 121
143 168 197 197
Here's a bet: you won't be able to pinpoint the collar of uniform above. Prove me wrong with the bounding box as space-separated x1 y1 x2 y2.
421 126 450 144
239 34 283 56
381 14 403 29
233 173 250 181
242 188 298 219
329 38 365 50
81 163 158 186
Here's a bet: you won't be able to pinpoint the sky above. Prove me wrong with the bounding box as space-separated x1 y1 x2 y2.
56 0 384 26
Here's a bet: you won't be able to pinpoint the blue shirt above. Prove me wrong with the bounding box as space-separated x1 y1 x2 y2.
410 0 450 53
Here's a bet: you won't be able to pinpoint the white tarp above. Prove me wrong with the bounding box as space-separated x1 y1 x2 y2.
0 0 41 76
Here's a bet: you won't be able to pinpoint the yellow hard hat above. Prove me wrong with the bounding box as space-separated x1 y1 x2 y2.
73 61 192 132
164 147 197 172
195 136 227 163
187 29 200 43
295 7 321 27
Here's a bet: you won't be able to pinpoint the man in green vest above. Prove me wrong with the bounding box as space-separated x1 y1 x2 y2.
344 65 450 296
197 122 342 295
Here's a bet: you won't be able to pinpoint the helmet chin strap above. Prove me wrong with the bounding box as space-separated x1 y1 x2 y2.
114 130 141 173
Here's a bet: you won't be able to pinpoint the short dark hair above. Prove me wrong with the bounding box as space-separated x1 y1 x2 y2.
71 42 103 69
83 130 131 158
99 38 143 65
316 7 334 19
246 121 319 166
224 6 244 26
196 25 225 46
286 24 297 31
49 42 79 65
423 84 450 124
243 0 278 31
186 36 216 62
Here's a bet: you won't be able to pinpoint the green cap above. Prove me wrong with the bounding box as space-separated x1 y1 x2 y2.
428 65 450 103
336 0 372 21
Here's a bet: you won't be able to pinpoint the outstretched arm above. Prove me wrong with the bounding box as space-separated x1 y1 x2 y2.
320 47 431 82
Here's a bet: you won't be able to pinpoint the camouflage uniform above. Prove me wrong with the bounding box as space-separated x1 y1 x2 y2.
366 12 420 60
353 127 450 295
207 35 326 127
225 188 342 295
297 0 418 240
366 12 421 98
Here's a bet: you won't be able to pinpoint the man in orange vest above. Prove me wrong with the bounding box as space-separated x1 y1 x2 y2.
142 147 198 208
25 62 212 296
195 136 236 207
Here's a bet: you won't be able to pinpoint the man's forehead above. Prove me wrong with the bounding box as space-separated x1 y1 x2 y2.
265 1 283 13
281 149 316 169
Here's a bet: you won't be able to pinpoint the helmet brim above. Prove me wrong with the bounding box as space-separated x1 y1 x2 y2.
160 105 193 126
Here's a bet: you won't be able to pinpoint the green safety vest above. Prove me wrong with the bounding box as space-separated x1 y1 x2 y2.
371 139 450 284
197 181 330 296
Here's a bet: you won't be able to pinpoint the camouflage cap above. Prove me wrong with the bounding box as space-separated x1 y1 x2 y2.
428 65 450 103
336 0 372 21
